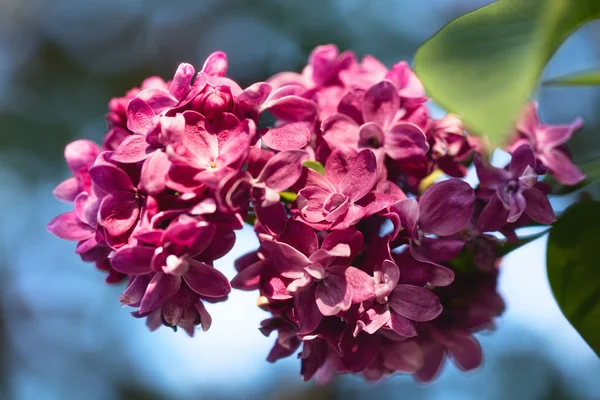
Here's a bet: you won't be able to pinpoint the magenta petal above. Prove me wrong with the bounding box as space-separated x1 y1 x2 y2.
254 201 288 235
516 102 540 137
136 88 178 113
47 212 94 241
111 135 153 163
415 344 445 382
258 150 309 191
74 192 98 227
383 341 424 372
449 333 483 371
231 258 268 291
262 122 311 151
53 177 80 202
279 220 319 257
389 311 417 337
393 198 419 238
345 266 375 303
321 113 360 148
98 191 140 237
474 154 509 190
126 98 156 135
385 123 429 160
259 240 310 278
509 144 536 177
388 285 442 322
264 96 317 122
201 51 228 77
411 237 465 264
356 304 390 335
396 251 454 286
139 272 181 314
523 187 556 225
324 147 355 188
339 149 378 201
362 80 400 128
309 44 338 86
477 195 509 232
183 260 231 297
195 301 212 332
295 286 322 334
111 246 154 274
64 139 101 173
337 88 365 124
120 275 151 307
540 149 586 186
169 63 194 100
140 150 170 195
321 229 364 259
375 259 400 289
297 186 330 223
315 275 352 316
89 164 134 193
538 117 583 149
507 192 526 223
418 179 474 236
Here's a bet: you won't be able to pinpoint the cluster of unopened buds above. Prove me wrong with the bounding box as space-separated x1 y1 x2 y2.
48 45 585 382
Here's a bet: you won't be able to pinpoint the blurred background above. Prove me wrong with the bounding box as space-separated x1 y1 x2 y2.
1 0 600 399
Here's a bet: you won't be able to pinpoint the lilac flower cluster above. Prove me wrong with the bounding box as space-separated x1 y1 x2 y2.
48 45 584 381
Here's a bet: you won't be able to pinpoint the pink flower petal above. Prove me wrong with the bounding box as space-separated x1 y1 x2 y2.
388 285 442 322
262 122 311 151
89 164 134 194
64 140 101 174
183 260 231 297
393 198 419 238
362 80 400 129
477 194 509 232
201 51 228 77
411 237 465 264
309 44 338 86
140 150 171 195
255 201 288 235
279 220 319 258
98 191 140 237
126 98 156 135
111 134 153 163
136 88 178 113
139 272 181 314
46 212 94 241
258 150 309 191
260 240 309 278
169 63 195 100
389 311 417 337
111 246 154 275
523 186 556 225
339 149 378 201
355 304 390 335
418 179 474 236
295 286 322 334
509 144 536 177
540 148 586 186
53 177 80 202
345 266 375 303
315 275 352 316
448 333 483 371
322 113 360 149
263 96 317 122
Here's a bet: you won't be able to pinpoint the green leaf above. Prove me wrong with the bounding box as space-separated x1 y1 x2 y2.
414 0 600 148
279 191 297 203
543 158 600 195
546 201 600 357
303 160 325 175
545 68 600 86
